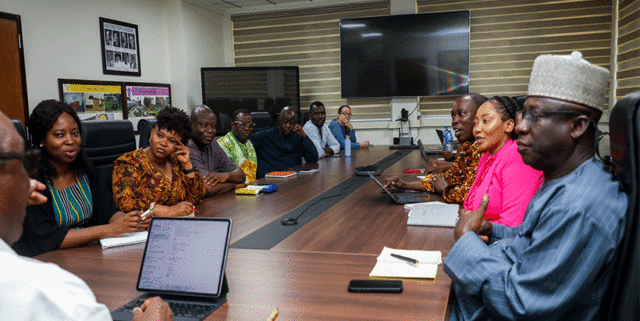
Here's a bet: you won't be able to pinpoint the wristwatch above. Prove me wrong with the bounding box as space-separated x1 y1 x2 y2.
184 167 197 174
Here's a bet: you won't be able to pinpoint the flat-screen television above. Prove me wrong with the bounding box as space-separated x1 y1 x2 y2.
201 67 300 133
340 11 470 98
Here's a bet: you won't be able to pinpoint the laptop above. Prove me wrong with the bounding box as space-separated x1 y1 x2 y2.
111 217 232 321
435 129 445 146
368 172 430 205
417 139 441 162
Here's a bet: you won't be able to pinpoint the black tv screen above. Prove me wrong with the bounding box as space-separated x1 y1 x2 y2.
340 11 470 98
201 66 300 120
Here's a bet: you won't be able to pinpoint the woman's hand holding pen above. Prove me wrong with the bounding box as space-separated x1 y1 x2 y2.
107 211 145 237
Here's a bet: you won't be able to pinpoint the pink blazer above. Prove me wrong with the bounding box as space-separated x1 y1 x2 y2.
463 139 543 227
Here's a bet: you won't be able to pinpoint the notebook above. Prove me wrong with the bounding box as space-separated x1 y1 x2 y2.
407 201 460 227
368 172 430 205
369 247 442 279
100 231 148 249
265 171 297 178
111 217 232 321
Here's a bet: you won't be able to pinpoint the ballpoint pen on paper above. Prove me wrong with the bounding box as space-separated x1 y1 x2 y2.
391 253 419 265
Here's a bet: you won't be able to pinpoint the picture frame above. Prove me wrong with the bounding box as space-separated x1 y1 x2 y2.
100 17 141 76
124 82 171 129
58 78 127 121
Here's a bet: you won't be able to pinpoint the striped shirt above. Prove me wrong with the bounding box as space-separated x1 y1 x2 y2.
48 172 93 228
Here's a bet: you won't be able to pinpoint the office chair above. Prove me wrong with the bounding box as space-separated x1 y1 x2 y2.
217 112 232 137
251 111 273 133
599 90 640 320
299 111 309 126
81 120 136 194
11 119 28 147
137 118 157 148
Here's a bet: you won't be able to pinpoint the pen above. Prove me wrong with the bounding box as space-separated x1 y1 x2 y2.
267 308 279 321
391 253 419 265
141 208 153 220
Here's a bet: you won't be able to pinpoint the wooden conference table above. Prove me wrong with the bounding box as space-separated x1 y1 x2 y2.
36 146 456 320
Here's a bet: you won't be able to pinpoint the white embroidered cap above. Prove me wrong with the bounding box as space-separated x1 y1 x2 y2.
528 51 610 111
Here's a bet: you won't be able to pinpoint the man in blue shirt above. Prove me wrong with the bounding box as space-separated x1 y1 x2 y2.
250 106 318 178
444 51 628 320
303 101 340 158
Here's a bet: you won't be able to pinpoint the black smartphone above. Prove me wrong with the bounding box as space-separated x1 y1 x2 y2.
348 280 403 293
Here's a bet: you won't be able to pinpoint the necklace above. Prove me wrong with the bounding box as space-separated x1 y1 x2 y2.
145 149 172 181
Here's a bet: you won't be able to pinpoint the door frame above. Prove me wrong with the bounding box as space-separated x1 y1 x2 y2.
0 11 29 123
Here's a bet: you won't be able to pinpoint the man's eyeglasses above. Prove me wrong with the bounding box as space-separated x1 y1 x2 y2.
519 109 585 124
233 121 256 129
0 148 40 175
340 112 352 117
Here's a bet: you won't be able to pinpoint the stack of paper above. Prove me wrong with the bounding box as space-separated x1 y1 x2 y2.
407 201 459 227
99 231 148 249
369 247 442 279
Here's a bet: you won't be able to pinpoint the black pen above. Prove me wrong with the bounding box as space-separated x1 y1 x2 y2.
391 253 419 265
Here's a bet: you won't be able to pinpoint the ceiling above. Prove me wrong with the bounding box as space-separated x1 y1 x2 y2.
183 0 314 13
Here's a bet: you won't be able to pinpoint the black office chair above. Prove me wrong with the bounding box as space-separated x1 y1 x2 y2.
81 120 136 194
137 118 157 148
217 112 232 137
251 111 273 133
600 91 640 321
11 119 27 147
298 111 309 126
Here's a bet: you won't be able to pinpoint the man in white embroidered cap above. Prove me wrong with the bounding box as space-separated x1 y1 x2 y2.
443 51 628 321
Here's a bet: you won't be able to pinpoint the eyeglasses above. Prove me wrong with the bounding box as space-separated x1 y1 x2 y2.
0 148 40 175
519 109 585 125
232 121 256 129
340 112 352 117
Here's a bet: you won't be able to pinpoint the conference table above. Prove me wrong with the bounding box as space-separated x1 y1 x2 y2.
36 146 457 320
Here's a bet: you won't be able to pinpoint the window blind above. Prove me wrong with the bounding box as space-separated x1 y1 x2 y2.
417 0 612 115
617 0 640 100
232 1 391 120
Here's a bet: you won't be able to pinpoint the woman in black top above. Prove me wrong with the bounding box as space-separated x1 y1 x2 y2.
12 100 148 257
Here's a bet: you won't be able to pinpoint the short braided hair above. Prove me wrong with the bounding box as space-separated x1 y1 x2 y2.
156 106 191 144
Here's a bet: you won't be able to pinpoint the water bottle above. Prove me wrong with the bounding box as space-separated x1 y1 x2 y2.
345 135 351 157
446 131 454 153
443 126 451 151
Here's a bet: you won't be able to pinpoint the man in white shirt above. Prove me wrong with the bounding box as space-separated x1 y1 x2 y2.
303 101 340 158
0 110 172 321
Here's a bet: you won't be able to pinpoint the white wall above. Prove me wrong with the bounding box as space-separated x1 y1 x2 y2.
182 1 225 108
2 0 224 114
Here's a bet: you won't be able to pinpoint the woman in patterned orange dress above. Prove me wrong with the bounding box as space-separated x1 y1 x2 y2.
384 94 486 203
113 106 206 216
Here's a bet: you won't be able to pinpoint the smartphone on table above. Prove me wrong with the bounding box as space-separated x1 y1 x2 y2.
348 280 403 293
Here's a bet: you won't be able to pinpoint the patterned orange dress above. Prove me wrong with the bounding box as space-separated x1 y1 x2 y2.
421 141 483 204
112 148 206 212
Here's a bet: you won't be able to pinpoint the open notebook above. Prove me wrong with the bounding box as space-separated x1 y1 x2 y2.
111 217 232 321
